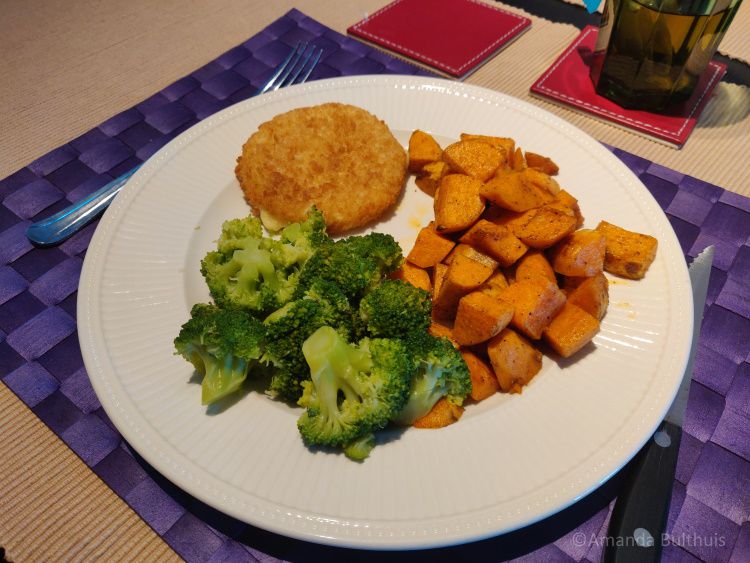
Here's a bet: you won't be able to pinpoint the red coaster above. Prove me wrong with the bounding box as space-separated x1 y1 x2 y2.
348 0 531 79
530 26 726 148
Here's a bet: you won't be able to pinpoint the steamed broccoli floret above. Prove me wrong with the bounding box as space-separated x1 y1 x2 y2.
297 327 412 454
343 433 376 462
217 214 263 245
296 232 403 301
345 232 404 273
280 209 329 250
263 281 356 402
303 279 357 331
201 210 329 314
359 279 431 338
174 303 265 405
263 299 329 401
391 332 471 426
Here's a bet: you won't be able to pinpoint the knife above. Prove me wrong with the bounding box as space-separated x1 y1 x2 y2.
603 245 714 563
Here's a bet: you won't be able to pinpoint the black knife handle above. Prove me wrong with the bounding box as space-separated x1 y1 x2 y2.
603 420 682 563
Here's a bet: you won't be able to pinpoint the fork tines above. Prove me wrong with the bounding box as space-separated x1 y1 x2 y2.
257 42 323 95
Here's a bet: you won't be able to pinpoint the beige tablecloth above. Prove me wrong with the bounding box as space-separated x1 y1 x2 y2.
0 1 748 560
2 1 748 196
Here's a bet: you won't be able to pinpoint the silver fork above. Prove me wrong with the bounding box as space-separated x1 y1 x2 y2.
26 42 323 246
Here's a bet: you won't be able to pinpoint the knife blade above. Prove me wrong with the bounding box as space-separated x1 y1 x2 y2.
603 245 714 563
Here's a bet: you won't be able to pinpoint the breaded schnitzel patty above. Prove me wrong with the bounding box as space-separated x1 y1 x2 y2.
235 103 407 234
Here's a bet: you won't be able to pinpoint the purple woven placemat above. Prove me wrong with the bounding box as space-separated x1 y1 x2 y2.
1 8 748 562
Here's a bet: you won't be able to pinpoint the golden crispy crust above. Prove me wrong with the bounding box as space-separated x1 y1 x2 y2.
235 103 407 234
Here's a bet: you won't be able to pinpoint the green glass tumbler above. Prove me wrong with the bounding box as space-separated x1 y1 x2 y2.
590 0 743 112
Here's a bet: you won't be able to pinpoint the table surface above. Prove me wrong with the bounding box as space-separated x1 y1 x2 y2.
1 1 748 561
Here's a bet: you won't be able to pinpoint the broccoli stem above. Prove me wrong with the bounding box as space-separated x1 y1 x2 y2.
304 327 352 416
234 245 275 291
344 433 376 461
302 326 373 417
199 350 249 405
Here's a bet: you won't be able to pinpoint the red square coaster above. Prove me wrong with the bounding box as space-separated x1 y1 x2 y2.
530 26 726 148
348 0 531 79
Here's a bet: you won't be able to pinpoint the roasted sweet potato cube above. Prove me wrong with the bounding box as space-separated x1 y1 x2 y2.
408 130 442 172
442 139 504 182
432 263 449 302
433 253 495 319
453 291 514 346
549 229 606 277
514 204 577 249
460 134 515 160
543 302 600 358
390 262 432 293
566 273 609 320
480 270 510 298
429 320 458 347
434 174 485 233
499 279 566 340
521 168 560 195
413 397 464 428
596 221 658 279
510 147 526 171
407 223 455 268
444 244 499 270
483 205 527 233
562 275 585 291
415 160 450 196
483 204 509 223
461 350 499 401
459 220 528 267
525 152 559 175
515 251 557 285
554 189 578 208
481 170 555 212
555 190 584 228
487 328 542 392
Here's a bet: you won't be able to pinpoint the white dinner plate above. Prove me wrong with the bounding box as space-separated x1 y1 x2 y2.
78 75 693 550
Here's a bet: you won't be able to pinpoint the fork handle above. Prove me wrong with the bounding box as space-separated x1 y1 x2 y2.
26 165 141 246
